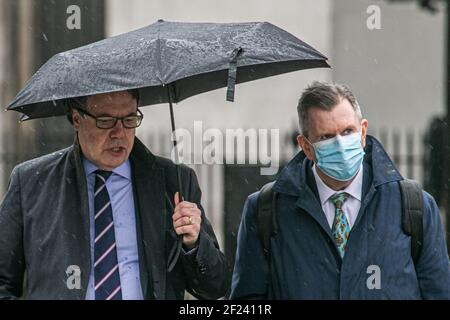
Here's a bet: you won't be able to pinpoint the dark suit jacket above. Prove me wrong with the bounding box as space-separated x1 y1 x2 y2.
0 137 229 299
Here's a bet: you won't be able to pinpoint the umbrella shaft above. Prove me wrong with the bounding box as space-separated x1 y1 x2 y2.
167 85 184 201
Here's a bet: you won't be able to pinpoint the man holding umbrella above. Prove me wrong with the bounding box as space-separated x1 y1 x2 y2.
0 89 229 300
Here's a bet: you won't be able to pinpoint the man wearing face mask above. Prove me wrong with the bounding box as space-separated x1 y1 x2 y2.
230 81 450 299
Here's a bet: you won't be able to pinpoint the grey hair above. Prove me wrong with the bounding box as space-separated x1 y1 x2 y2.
297 81 362 137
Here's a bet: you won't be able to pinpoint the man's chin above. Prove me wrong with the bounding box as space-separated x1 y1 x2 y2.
100 150 129 170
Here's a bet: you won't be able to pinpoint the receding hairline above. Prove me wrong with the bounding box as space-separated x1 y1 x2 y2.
305 96 361 127
297 82 362 137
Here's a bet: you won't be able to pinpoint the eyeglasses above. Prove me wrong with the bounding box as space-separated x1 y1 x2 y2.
74 107 143 129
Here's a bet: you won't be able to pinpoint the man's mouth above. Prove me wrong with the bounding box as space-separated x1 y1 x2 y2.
108 147 126 154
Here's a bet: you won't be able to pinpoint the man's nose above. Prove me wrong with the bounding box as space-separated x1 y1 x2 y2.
109 119 126 138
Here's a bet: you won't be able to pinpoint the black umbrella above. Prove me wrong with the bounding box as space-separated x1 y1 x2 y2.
6 19 329 269
6 18 329 190
7 20 329 117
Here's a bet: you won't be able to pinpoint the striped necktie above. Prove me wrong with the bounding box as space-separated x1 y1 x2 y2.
330 192 350 258
94 170 122 300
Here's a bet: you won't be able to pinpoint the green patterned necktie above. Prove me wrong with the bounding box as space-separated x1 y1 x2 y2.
330 192 350 258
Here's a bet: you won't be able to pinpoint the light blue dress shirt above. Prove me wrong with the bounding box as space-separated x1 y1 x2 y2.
83 158 143 300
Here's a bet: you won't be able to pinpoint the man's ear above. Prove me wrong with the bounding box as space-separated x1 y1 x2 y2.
360 119 369 148
72 110 81 130
297 135 316 162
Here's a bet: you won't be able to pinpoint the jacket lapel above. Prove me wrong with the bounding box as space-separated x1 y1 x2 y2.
295 161 334 241
295 187 334 240
274 154 334 240
352 162 376 229
70 137 92 299
129 138 167 300
352 136 403 229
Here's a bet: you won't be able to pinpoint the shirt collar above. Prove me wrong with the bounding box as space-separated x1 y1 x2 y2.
82 157 131 180
312 164 363 205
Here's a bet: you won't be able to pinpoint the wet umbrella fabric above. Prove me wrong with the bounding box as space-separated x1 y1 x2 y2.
6 20 329 119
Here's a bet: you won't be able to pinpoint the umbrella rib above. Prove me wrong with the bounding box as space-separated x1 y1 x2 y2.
156 20 164 85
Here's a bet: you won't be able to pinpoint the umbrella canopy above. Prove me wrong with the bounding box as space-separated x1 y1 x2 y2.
6 19 329 120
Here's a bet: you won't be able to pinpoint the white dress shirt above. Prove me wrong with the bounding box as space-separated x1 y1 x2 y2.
312 164 364 230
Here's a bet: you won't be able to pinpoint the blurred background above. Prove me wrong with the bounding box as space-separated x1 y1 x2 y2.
0 0 449 295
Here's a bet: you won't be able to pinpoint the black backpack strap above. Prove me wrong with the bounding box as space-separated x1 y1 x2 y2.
399 179 424 266
257 181 278 260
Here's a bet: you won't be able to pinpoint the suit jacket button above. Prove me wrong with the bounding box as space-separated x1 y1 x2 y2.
198 264 207 274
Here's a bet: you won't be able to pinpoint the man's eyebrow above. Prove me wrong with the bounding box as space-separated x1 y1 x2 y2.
95 111 137 117
315 130 335 137
316 124 357 136
343 125 357 130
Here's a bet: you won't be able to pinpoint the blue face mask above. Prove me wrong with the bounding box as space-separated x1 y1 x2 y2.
309 132 365 181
